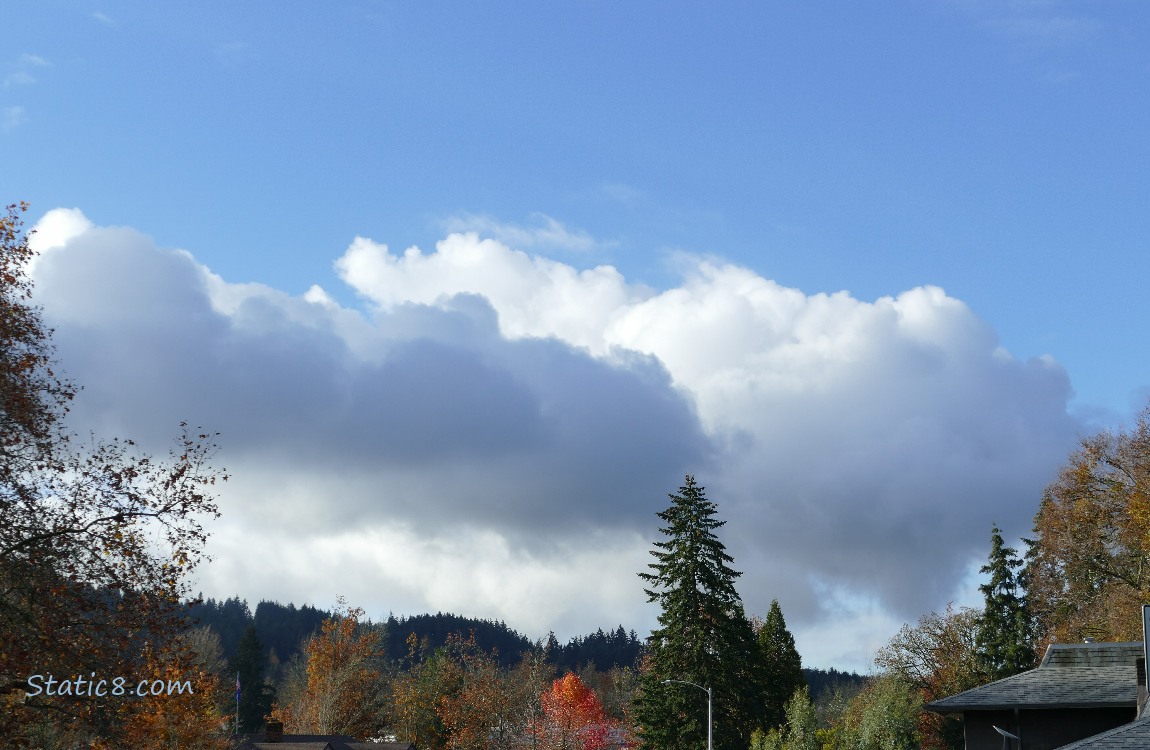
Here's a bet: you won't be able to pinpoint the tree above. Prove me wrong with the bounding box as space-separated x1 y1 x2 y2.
636 475 767 750
390 633 452 750
0 202 228 747
782 690 817 750
750 687 818 750
538 673 615 750
758 600 805 731
110 639 230 750
0 202 71 475
436 633 519 750
505 645 555 750
386 631 546 750
275 601 382 738
1026 404 1150 647
833 674 921 750
975 525 1034 680
874 605 982 750
575 664 639 733
233 625 276 732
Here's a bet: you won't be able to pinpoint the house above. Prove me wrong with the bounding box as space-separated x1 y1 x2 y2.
924 642 1143 750
1052 717 1150 749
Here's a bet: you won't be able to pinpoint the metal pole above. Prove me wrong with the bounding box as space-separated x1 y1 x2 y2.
706 685 712 750
661 679 712 750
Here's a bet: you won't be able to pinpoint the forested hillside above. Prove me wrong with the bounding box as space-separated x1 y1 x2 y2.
188 594 863 687
186 597 329 665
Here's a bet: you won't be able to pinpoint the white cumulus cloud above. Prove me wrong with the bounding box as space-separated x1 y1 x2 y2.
28 210 1081 670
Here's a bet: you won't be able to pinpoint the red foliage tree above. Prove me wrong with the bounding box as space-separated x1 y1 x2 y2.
539 673 615 750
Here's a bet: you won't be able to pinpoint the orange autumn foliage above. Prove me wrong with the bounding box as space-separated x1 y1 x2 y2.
539 673 615 750
99 641 229 750
1027 405 1150 647
436 633 516 750
274 601 382 738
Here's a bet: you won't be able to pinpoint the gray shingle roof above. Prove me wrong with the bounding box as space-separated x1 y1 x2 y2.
1053 717 1150 749
1041 643 1144 669
926 666 1137 711
926 642 1144 713
237 735 359 750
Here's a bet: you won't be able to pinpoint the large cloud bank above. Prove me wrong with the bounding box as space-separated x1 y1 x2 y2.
27 209 1080 669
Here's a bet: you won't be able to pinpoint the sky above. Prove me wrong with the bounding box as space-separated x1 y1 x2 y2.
3 2 1149 673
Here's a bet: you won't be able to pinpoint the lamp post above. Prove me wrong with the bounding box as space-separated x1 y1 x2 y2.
993 725 1020 750
662 679 712 750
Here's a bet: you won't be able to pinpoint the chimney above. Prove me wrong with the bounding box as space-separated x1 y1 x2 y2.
265 719 284 743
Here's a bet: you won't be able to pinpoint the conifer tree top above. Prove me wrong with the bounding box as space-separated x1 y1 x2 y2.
977 524 1034 679
635 475 768 750
640 476 743 612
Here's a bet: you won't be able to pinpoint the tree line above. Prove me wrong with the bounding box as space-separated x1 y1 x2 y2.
192 594 860 740
189 597 648 676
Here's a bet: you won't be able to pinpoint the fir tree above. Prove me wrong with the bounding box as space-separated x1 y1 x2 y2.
976 525 1035 679
232 625 276 733
637 476 767 750
759 600 804 730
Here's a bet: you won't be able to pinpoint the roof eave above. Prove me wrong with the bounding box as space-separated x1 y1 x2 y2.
925 701 1135 713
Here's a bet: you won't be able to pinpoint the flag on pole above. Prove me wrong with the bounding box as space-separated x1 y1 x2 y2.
236 673 241 701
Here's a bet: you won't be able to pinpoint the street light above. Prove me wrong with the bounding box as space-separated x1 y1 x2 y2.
993 725 1020 750
661 679 712 750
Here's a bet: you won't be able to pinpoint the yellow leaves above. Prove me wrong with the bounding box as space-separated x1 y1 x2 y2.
112 641 230 750
1030 404 1150 647
1 206 227 746
277 602 381 737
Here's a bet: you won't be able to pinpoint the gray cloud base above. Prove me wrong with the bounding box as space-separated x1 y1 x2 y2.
28 212 1083 669
33 226 712 544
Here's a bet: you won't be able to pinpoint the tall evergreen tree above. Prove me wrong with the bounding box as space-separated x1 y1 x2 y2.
976 525 1035 679
636 476 767 750
232 625 276 733
759 600 805 730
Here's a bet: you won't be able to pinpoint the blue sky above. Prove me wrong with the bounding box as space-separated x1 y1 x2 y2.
4 2 1149 671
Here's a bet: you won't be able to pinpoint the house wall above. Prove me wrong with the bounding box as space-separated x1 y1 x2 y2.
962 707 1135 750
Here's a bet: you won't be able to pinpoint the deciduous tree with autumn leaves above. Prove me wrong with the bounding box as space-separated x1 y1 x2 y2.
538 673 618 750
1026 405 1150 647
274 601 383 738
0 202 229 747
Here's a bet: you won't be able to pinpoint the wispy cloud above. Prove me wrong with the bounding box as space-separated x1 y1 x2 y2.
596 183 645 206
985 14 1102 47
3 71 34 88
948 0 1102 48
443 212 603 254
18 54 49 68
213 41 259 67
92 11 116 26
3 54 50 88
1 106 25 132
